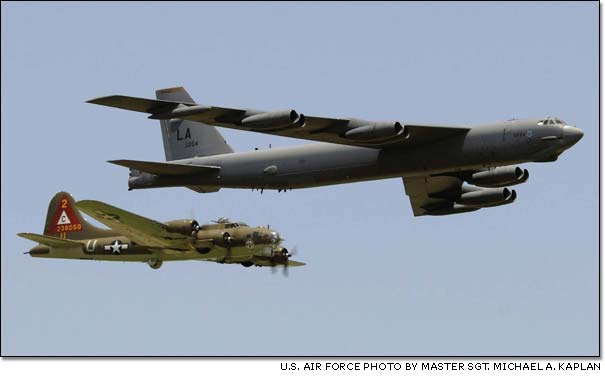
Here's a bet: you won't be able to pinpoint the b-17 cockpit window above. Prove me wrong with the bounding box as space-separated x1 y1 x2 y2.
223 222 248 228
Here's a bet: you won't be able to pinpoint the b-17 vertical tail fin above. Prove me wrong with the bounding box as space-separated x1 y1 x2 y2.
43 192 115 240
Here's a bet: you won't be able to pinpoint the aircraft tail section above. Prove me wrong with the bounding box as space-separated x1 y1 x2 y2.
18 233 83 248
43 192 115 240
156 87 234 160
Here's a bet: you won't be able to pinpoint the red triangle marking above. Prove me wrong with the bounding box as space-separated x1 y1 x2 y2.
46 194 83 234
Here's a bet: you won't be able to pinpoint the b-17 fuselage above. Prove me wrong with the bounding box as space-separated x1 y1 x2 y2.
19 193 302 270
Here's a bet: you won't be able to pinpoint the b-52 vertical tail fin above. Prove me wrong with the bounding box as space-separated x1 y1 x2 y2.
155 87 234 161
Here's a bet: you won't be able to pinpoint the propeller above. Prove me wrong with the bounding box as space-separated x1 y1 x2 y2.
190 220 201 237
189 208 201 237
271 246 297 277
283 246 298 277
223 232 233 262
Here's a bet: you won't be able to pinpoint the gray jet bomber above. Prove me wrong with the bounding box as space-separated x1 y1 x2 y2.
88 87 583 216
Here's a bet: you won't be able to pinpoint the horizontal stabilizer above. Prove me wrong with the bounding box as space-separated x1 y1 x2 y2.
17 233 82 248
87 95 191 114
109 159 220 176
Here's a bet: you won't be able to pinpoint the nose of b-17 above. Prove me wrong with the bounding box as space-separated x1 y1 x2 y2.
562 126 584 147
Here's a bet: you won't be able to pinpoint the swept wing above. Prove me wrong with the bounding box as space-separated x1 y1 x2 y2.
88 95 470 148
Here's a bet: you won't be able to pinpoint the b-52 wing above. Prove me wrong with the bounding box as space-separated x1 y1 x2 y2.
403 173 517 216
88 91 470 148
75 200 202 250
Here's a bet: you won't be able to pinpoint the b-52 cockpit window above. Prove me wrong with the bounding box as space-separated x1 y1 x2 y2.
539 117 566 126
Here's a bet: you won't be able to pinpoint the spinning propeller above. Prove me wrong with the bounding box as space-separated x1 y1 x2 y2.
272 246 297 277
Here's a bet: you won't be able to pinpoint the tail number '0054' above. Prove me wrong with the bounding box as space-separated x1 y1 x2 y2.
56 224 82 232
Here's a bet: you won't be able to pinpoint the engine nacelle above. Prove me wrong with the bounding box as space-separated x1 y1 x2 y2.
343 122 408 141
241 110 305 130
164 219 200 235
150 104 212 120
469 166 529 187
458 187 516 207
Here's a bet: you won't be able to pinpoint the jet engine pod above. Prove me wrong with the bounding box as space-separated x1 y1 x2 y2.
150 104 212 120
343 122 408 142
163 219 200 235
469 166 529 187
457 187 516 207
241 110 305 130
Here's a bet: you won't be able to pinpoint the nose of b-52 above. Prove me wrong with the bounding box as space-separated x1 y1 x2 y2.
562 126 584 147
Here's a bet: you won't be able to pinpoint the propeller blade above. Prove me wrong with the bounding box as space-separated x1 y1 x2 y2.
283 263 289 277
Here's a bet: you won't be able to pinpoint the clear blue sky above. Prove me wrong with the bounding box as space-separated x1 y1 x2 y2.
1 2 598 356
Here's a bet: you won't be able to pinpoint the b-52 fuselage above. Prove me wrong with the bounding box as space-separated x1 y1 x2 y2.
89 87 583 216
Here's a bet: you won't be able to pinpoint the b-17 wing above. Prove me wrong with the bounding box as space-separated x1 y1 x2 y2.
254 259 306 267
75 200 195 250
88 93 470 149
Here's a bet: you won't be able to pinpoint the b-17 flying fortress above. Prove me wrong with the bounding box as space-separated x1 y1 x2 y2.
19 192 301 271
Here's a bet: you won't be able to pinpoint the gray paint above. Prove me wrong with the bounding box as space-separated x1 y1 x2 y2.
156 87 233 160
88 92 582 215
128 118 582 191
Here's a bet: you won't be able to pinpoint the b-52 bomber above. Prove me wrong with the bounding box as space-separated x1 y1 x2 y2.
18 192 302 271
89 87 584 216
